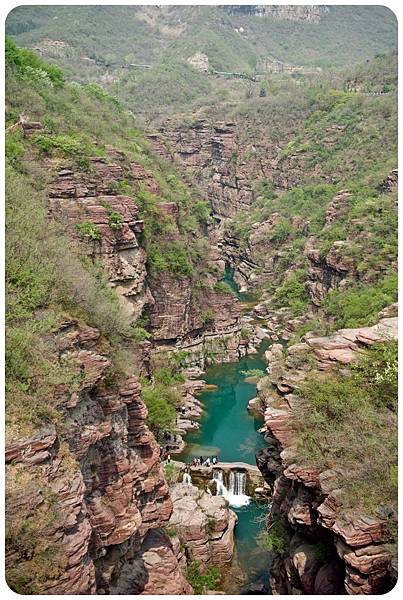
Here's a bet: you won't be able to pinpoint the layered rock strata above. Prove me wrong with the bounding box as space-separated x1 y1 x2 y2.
48 156 153 322
168 483 237 569
255 312 398 594
148 116 311 221
5 319 192 594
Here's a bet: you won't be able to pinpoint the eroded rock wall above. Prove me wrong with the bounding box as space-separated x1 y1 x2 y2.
48 156 154 322
168 483 237 569
150 119 304 221
255 313 398 595
5 319 192 594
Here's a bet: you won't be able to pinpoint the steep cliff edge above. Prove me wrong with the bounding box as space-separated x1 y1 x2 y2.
5 317 192 594
255 312 398 594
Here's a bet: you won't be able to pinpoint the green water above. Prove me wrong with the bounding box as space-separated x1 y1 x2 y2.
223 264 258 305
229 502 271 593
181 343 272 592
180 347 268 463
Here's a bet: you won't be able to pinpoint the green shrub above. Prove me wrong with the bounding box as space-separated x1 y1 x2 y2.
154 367 184 385
75 222 102 241
5 132 24 163
107 208 124 230
164 463 179 484
271 269 310 315
258 519 289 557
147 241 194 277
6 36 64 88
186 561 220 594
165 526 177 538
269 218 292 245
130 326 151 342
85 83 121 110
142 384 177 435
323 274 397 328
200 309 215 325
32 133 99 164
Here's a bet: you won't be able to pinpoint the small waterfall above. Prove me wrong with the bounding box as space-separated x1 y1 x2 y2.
213 469 223 482
229 471 246 496
182 472 192 485
212 469 250 508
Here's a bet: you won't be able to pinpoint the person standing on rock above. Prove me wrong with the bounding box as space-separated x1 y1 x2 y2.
167 453 171 464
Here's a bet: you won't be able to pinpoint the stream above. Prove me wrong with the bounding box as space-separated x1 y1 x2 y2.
180 342 272 593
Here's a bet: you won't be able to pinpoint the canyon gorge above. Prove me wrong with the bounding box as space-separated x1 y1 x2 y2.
5 4 398 596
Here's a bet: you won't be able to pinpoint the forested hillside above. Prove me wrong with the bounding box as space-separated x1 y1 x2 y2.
6 5 397 117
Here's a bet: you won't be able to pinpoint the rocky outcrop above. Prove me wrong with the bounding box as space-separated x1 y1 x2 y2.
150 118 306 220
48 157 153 322
305 237 356 307
380 168 398 194
5 319 190 594
324 189 353 227
168 483 237 569
149 271 241 343
223 5 329 22
256 312 398 594
99 527 192 595
187 51 209 73
152 120 255 219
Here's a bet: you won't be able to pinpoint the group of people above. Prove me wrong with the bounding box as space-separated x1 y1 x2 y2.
191 455 218 467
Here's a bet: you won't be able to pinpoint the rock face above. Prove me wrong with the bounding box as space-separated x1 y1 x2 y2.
305 237 356 307
256 312 398 595
168 483 237 568
110 529 193 595
187 51 209 72
149 271 241 342
48 157 153 322
5 319 191 595
224 5 329 22
152 120 254 219
47 153 246 356
149 119 305 220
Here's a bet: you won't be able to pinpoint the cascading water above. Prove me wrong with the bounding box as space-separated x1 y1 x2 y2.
182 472 192 485
229 471 246 495
213 470 250 508
212 469 223 482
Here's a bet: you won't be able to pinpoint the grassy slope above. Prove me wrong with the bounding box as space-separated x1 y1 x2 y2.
294 341 397 518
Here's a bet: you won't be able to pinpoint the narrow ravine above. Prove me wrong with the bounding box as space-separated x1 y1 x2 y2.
179 335 272 593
